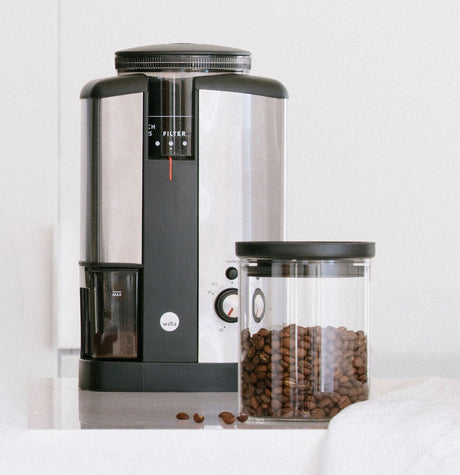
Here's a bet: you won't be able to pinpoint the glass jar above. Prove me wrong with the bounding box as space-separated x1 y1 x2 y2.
236 241 375 422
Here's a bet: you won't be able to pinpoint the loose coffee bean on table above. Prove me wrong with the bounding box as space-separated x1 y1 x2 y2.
221 414 236 425
236 414 248 423
218 411 234 419
176 412 190 420
193 413 205 423
240 324 368 420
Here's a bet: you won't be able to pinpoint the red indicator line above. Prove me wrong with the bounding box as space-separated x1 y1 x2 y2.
169 156 173 181
227 308 234 317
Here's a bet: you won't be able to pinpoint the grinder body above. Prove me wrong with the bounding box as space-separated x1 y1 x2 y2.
79 45 287 391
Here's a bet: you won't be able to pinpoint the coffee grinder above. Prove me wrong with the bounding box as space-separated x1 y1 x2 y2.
79 44 287 391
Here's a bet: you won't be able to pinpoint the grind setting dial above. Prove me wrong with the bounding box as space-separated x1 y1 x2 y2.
214 288 238 323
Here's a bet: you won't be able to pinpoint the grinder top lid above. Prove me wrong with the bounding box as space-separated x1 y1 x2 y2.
115 43 251 73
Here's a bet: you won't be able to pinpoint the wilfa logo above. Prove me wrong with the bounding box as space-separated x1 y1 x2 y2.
160 312 180 332
112 290 122 297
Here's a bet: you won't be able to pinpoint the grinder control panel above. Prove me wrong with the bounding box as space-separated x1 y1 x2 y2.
148 77 193 159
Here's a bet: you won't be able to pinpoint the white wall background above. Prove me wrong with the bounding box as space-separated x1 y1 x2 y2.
1 0 458 385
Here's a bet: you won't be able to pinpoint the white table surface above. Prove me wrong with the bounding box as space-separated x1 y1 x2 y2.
21 378 329 474
12 378 405 475
0 376 452 474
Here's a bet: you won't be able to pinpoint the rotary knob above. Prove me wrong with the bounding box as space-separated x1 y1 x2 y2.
214 288 238 323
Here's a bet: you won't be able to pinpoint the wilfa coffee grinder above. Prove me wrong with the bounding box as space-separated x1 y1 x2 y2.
79 44 287 391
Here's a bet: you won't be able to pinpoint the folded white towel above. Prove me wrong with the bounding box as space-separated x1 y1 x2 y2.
320 378 460 475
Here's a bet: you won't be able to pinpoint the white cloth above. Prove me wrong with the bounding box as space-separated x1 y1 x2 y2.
320 378 460 475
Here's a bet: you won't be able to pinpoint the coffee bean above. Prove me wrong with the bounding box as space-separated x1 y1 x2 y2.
354 356 364 367
237 414 248 423
249 396 259 410
298 340 310 350
176 412 189 420
283 377 296 387
261 394 270 403
338 396 351 409
297 348 307 358
282 386 292 397
344 331 358 341
312 408 326 419
221 414 236 425
280 347 291 356
246 362 255 372
253 336 265 350
259 352 270 363
193 413 205 423
218 411 234 419
263 344 272 355
319 397 332 408
348 388 359 399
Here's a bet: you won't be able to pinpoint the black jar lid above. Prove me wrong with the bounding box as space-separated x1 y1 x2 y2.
115 43 251 73
235 241 376 260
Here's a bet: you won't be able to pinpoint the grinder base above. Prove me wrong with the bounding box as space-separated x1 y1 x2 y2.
79 359 237 392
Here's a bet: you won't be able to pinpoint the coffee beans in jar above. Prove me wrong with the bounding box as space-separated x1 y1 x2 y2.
240 324 368 420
